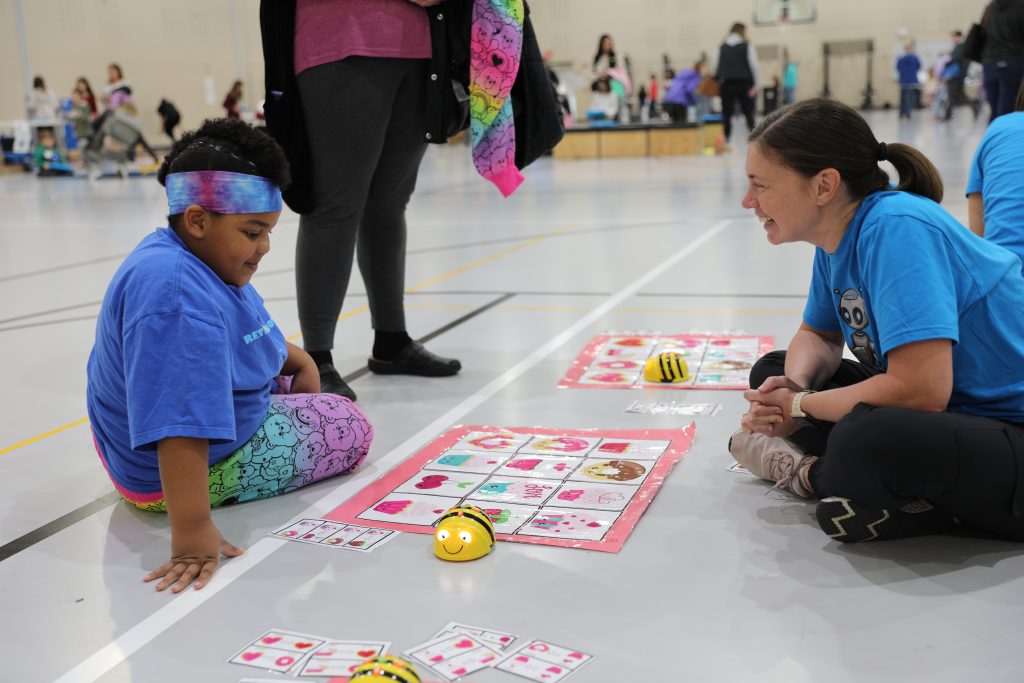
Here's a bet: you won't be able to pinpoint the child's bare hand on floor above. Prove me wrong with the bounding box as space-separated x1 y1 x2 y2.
144 519 244 592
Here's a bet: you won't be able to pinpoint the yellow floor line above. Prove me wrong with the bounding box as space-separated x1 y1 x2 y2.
0 417 91 456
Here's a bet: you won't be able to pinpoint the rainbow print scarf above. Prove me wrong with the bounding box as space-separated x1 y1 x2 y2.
469 0 525 197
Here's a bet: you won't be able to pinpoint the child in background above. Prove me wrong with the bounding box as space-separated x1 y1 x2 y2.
69 90 95 149
86 119 373 593
33 129 72 176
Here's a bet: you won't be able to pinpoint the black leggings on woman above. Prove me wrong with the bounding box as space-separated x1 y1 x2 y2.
751 351 1024 540
296 57 429 352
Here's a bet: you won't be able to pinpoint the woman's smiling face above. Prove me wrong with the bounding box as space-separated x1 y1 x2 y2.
741 142 824 246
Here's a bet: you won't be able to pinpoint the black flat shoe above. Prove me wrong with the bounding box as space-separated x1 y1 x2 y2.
318 362 357 401
367 341 461 377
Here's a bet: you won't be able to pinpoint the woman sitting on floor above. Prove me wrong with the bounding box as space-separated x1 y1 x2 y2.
730 98 1024 544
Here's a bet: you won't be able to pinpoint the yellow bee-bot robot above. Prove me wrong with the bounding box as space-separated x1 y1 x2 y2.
350 654 421 683
433 504 495 561
643 351 691 383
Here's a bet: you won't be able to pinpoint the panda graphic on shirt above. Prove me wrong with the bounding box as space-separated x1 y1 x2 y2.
836 288 879 367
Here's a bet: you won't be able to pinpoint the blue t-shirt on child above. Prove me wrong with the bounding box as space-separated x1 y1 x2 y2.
87 227 287 494
803 191 1024 422
966 111 1024 262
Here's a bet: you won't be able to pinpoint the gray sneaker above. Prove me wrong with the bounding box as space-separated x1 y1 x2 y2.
728 429 817 499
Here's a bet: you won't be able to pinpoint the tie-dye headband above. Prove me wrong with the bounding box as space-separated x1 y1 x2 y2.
166 170 282 215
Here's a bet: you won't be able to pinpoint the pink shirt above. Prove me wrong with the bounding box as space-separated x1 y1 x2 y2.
295 0 432 75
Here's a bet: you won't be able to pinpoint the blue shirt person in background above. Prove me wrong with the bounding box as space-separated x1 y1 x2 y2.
896 43 922 119
966 83 1024 260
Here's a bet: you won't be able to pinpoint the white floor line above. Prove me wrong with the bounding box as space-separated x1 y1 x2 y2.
54 219 733 683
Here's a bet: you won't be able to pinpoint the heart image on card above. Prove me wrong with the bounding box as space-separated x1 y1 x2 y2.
455 639 473 648
242 652 261 662
515 656 529 663
275 656 295 666
546 666 562 673
262 636 281 645
357 649 375 658
453 668 468 675
529 643 550 653
295 642 314 650
431 655 444 663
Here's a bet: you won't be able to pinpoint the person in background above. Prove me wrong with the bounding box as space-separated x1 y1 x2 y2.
33 129 72 177
224 80 244 120
664 59 704 122
896 42 922 119
981 0 1024 121
587 76 620 120
783 59 798 105
75 77 98 117
69 89 95 148
715 22 759 145
26 76 60 120
966 81 1024 260
101 63 132 111
592 34 617 80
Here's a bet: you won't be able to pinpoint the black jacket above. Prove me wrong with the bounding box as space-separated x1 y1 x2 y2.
260 0 563 214
982 0 1024 63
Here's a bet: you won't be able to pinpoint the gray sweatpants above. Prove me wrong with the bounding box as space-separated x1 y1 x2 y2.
296 57 429 351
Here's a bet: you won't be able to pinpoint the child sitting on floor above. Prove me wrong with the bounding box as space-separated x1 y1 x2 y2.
33 129 72 176
86 119 373 593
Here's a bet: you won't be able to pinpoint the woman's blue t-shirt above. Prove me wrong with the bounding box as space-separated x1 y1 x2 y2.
86 227 287 494
966 111 1024 261
803 191 1024 422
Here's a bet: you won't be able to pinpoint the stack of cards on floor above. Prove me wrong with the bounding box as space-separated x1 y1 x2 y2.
270 518 398 552
229 628 389 677
626 400 722 416
496 640 593 682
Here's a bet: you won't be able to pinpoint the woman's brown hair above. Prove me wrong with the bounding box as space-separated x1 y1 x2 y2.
749 98 943 203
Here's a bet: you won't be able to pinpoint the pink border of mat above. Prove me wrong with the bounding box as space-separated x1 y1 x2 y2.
325 424 696 554
558 334 774 390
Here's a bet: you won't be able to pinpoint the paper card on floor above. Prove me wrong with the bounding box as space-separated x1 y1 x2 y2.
297 639 390 677
270 519 399 552
405 633 500 681
567 457 652 485
591 438 670 459
395 471 489 497
229 629 327 673
549 482 640 511
451 431 532 453
358 493 459 526
431 622 520 651
462 499 537 535
343 527 399 552
518 435 602 456
726 462 751 475
468 476 560 505
493 454 581 480
423 451 510 475
496 640 593 682
271 518 325 539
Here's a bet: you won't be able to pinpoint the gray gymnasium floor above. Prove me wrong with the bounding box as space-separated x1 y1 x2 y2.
2 109 1021 683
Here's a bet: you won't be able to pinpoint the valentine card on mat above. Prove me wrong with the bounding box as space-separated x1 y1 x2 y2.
325 424 695 553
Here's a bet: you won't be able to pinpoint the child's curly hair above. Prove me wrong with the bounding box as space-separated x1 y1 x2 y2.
158 118 290 195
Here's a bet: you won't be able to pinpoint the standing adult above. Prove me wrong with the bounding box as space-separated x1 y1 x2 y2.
896 43 921 120
943 30 969 119
782 60 798 105
100 63 132 111
75 77 98 117
223 80 244 120
715 22 759 145
592 34 616 80
981 0 1024 121
262 0 461 401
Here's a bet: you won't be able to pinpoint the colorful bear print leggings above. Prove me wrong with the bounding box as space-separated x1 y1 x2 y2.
99 387 373 512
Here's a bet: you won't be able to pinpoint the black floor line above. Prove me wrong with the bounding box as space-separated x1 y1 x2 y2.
342 292 516 384
0 491 123 563
0 254 130 284
0 294 516 565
